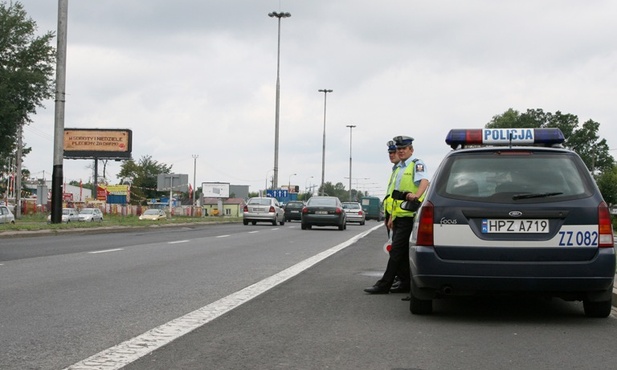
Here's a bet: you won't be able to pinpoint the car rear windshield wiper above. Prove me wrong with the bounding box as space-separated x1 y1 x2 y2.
512 192 563 200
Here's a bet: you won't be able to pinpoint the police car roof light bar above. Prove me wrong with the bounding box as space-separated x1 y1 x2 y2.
445 128 565 149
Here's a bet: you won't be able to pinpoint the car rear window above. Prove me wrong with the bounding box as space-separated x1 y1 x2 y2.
248 198 272 206
309 198 337 206
436 150 594 203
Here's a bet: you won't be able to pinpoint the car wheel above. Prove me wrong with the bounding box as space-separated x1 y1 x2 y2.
252 221 257 225
409 293 433 315
338 222 345 230
243 219 249 225
280 219 285 226
360 221 365 225
301 223 307 230
271 219 277 226
583 299 612 318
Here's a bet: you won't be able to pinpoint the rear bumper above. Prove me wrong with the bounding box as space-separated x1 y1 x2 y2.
243 212 276 221
302 214 344 226
410 246 615 299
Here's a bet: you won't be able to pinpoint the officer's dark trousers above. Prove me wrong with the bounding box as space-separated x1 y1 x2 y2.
379 216 414 288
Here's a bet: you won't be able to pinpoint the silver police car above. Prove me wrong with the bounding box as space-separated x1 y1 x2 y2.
409 128 615 317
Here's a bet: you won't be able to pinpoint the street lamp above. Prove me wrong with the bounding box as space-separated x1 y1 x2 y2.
346 125 356 201
269 11 291 190
305 176 314 193
288 173 297 192
192 154 198 216
318 89 333 195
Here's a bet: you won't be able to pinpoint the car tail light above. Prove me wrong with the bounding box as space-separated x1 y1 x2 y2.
335 207 342 214
598 202 614 247
269 206 275 213
358 210 364 215
302 207 308 214
243 205 248 213
416 201 434 246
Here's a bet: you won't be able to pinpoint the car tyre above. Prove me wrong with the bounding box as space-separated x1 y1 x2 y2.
279 219 285 226
583 299 612 318
301 223 307 230
360 220 365 225
243 219 249 225
271 219 277 226
409 294 433 315
252 221 257 225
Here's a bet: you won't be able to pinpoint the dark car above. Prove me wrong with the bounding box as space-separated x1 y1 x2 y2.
408 128 615 318
301 196 346 230
284 201 305 222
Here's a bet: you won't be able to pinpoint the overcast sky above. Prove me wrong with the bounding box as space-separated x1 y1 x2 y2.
18 0 617 198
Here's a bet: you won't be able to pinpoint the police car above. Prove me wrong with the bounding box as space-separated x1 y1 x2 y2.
409 128 615 317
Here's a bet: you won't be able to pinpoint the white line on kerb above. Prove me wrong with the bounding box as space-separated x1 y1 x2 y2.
88 248 124 254
216 234 230 238
65 224 381 370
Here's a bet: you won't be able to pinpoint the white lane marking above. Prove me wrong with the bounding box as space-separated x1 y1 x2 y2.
248 231 259 234
168 240 190 244
88 248 124 254
216 235 230 238
65 224 382 370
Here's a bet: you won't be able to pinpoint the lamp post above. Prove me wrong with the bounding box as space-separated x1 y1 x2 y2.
318 89 333 195
288 173 297 193
192 154 198 216
305 176 314 193
346 125 356 201
268 11 291 190
265 168 274 193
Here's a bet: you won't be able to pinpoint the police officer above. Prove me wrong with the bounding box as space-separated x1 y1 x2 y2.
383 140 399 238
364 135 429 294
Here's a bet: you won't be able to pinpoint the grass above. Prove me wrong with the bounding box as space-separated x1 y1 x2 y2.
0 213 241 233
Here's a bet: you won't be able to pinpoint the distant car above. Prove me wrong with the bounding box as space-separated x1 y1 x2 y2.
408 128 615 318
47 208 80 223
243 197 285 226
139 208 167 221
0 205 15 224
342 202 365 225
284 201 305 222
301 196 346 230
78 208 104 222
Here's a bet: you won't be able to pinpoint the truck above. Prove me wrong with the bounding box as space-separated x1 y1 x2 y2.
360 196 383 221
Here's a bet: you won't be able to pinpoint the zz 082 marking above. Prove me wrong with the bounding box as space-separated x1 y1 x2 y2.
558 231 598 246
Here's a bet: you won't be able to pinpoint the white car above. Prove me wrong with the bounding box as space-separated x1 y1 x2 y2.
342 202 366 225
0 205 15 224
47 208 80 223
242 197 285 226
78 208 104 222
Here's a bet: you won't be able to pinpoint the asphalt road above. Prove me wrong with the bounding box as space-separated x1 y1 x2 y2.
1 222 616 370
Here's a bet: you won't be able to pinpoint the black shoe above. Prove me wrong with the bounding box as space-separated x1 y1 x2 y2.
364 285 390 294
389 285 410 294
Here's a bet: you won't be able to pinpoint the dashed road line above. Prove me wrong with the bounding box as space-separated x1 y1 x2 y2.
88 248 124 254
65 224 381 370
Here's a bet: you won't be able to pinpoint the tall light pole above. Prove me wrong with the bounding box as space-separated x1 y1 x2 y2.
269 11 291 190
288 173 297 192
318 89 333 195
192 154 198 216
305 176 314 193
346 124 356 201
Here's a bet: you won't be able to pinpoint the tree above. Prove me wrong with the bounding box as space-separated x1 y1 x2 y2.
0 1 55 170
596 165 617 206
486 108 614 174
117 155 172 205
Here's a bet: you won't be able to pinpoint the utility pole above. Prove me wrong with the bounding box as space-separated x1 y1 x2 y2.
50 0 68 223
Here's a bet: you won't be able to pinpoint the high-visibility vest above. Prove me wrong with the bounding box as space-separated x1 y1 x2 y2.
384 167 398 214
391 159 424 219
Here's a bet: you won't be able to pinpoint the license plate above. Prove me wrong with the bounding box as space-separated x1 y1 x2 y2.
316 211 328 215
482 219 549 233
291 210 299 213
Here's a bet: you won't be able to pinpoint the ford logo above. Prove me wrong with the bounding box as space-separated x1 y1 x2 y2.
509 211 523 217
